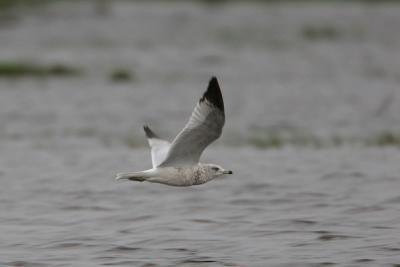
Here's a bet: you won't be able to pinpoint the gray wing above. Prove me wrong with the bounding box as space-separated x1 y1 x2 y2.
143 125 170 168
159 77 225 167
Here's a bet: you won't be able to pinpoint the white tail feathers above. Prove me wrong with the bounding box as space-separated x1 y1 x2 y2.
115 172 149 182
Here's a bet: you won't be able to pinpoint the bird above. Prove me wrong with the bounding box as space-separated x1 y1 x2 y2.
115 76 233 186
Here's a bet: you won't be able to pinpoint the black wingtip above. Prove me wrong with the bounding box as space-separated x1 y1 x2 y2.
143 125 158 138
201 76 224 112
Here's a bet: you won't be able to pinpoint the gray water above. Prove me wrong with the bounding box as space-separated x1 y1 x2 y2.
1 2 400 266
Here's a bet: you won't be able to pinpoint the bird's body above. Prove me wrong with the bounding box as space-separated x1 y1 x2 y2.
117 163 228 187
115 77 232 187
147 166 207 187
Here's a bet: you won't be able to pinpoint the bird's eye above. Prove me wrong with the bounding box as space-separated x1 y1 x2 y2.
211 167 219 171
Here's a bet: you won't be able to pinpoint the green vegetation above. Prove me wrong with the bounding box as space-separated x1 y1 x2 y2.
248 132 322 149
1 0 398 11
247 130 400 149
366 132 400 147
301 25 342 41
109 69 134 83
27 127 400 150
248 134 284 149
0 62 81 78
0 0 50 12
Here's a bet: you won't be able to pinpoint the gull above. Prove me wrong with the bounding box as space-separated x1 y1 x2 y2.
115 77 233 186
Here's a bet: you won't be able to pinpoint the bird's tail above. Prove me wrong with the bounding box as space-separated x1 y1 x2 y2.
115 171 149 182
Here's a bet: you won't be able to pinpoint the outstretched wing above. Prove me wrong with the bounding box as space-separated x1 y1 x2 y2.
143 125 170 168
159 77 225 167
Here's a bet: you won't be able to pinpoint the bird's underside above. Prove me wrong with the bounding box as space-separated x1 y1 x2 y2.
116 165 212 186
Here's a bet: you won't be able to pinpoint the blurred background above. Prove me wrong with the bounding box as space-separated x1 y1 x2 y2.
1 1 400 266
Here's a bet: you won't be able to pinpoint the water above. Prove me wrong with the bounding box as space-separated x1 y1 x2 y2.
1 2 400 266
2 146 400 266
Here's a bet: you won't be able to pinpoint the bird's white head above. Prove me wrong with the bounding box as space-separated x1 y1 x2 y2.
204 163 233 179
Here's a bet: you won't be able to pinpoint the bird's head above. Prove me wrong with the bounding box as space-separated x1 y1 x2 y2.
205 163 233 179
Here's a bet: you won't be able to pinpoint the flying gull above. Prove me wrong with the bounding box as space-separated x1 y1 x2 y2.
115 77 233 186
